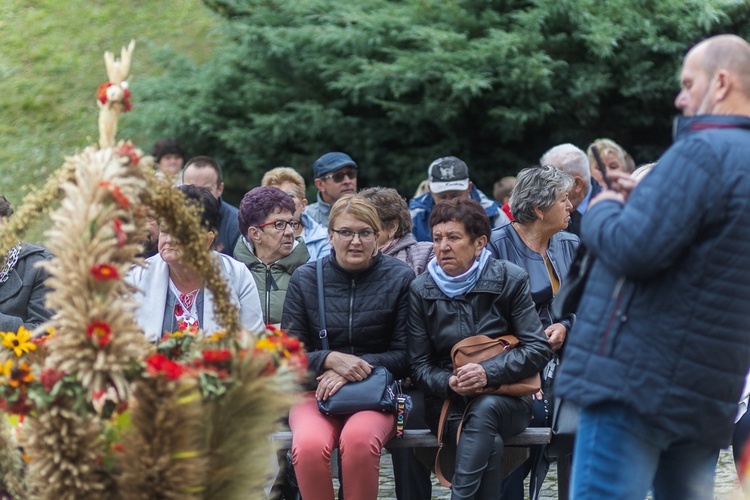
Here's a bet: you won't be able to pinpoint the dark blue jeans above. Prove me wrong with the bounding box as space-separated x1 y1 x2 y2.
571 402 720 500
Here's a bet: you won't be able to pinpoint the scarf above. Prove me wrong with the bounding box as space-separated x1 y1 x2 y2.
427 247 491 298
0 243 22 284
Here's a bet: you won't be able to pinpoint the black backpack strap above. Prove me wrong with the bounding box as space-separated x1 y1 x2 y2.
316 258 329 350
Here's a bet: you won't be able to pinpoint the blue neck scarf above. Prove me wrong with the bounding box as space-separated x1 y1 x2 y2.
427 248 492 298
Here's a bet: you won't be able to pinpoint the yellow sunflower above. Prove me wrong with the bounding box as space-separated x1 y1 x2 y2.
1 326 38 357
205 331 226 343
0 359 12 378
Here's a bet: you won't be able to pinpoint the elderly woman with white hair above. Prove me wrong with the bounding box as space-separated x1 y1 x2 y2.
487 165 580 499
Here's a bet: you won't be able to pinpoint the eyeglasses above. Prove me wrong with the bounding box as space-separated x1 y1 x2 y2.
257 219 301 231
332 228 376 242
320 169 357 183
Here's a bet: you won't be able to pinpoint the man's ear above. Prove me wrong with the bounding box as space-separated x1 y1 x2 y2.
217 182 225 198
314 178 326 193
714 69 733 103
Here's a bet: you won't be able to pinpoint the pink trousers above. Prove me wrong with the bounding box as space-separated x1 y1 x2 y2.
289 393 396 500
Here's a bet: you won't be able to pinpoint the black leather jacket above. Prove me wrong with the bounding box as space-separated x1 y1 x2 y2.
408 258 552 425
282 252 415 380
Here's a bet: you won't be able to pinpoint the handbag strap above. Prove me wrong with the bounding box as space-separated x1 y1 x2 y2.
435 399 453 487
316 258 329 351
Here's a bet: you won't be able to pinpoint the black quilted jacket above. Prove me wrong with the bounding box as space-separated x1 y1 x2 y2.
282 252 415 380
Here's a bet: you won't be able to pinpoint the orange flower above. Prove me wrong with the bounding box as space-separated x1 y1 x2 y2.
91 264 120 281
98 181 131 208
87 321 112 347
8 362 34 389
97 82 112 105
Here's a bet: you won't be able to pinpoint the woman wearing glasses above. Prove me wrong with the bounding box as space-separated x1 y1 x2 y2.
282 194 415 500
233 186 309 326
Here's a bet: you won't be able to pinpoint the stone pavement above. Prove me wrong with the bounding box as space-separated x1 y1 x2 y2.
372 447 745 499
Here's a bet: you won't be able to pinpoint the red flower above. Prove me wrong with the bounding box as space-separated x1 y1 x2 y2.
202 350 233 365
115 143 140 165
5 393 32 416
146 354 186 380
98 181 131 208
91 264 120 282
282 336 302 353
97 82 112 105
123 89 132 112
112 219 127 247
39 368 64 392
87 321 112 347
97 82 132 112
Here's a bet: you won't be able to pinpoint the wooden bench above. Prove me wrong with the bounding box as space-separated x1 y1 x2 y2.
273 427 551 480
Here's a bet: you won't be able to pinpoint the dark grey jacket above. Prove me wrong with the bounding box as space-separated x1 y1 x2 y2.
488 223 579 331
282 252 415 379
216 198 240 257
0 243 53 331
408 258 552 428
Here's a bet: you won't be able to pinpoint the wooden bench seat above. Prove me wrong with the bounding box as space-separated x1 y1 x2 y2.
273 427 552 483
272 427 551 449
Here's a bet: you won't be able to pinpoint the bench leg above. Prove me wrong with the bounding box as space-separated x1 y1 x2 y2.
500 447 530 479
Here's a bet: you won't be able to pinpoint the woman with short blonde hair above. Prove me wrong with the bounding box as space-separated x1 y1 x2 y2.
282 194 414 500
262 167 331 261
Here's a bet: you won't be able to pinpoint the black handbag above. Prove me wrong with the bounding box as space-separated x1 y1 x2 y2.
314 258 405 416
551 243 595 318
318 365 400 416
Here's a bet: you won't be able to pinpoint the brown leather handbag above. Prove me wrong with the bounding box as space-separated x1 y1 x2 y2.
435 334 541 487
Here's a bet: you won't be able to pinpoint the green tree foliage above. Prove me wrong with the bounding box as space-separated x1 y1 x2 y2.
123 0 750 197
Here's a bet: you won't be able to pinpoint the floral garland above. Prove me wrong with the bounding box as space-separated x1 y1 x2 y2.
0 41 305 499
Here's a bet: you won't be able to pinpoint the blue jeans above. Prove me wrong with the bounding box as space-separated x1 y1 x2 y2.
570 402 720 500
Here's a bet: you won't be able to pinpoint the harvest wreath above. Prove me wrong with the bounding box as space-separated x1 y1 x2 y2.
0 41 305 499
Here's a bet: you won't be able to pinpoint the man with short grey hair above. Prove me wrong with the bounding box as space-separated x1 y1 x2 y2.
540 143 601 236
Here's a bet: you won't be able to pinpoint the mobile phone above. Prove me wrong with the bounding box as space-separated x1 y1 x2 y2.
590 146 614 190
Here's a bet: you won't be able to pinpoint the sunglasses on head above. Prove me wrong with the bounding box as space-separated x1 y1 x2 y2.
320 169 357 183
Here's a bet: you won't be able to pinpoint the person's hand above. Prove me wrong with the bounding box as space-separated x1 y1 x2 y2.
589 189 625 208
316 370 349 401
609 170 639 198
533 388 544 401
323 352 373 382
545 323 567 351
452 363 488 396
591 170 639 207
449 375 474 397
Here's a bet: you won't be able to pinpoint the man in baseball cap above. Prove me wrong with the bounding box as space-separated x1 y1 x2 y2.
305 152 358 227
409 156 508 242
